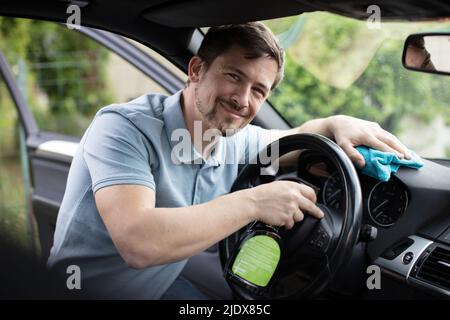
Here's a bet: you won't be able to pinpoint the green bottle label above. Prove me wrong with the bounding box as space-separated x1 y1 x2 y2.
231 235 280 287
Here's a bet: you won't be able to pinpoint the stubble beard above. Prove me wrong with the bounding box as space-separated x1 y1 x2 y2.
194 87 241 137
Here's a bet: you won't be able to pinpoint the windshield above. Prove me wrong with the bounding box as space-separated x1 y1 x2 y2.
264 12 450 159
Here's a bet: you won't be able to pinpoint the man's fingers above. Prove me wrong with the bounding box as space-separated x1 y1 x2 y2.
367 136 405 158
285 217 295 230
296 183 317 203
293 209 304 223
340 142 365 168
377 130 411 159
297 195 324 219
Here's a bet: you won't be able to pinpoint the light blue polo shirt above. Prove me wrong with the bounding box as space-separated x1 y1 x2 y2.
47 90 270 299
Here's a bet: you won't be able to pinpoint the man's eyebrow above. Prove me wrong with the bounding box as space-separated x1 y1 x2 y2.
225 66 270 93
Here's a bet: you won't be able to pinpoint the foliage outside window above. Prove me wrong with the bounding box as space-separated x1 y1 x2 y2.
266 13 450 158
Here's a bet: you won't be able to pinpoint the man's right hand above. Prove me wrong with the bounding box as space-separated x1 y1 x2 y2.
245 181 324 229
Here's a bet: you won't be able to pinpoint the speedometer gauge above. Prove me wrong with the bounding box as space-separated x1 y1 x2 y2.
322 172 343 210
368 179 408 227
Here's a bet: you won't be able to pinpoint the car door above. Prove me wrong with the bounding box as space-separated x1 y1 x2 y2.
1 22 184 260
0 18 237 299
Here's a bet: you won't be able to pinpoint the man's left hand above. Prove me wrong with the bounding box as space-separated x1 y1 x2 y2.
329 115 411 168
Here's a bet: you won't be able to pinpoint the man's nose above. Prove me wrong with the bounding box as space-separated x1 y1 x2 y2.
231 87 251 110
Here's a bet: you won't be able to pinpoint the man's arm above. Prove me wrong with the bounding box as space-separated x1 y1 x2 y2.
269 117 333 143
270 115 411 167
269 117 333 166
95 185 254 269
95 181 323 269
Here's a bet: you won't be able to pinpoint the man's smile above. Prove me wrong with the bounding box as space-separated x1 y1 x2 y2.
219 100 247 119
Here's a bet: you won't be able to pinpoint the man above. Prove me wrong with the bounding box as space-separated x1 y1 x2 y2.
405 35 435 70
47 23 410 299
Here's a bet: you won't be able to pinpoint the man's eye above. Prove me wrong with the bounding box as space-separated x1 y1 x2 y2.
227 73 240 81
253 88 265 98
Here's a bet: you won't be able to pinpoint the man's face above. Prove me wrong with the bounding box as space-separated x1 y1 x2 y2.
405 45 430 69
190 45 278 135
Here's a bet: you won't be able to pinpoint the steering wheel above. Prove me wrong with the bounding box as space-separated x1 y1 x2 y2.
219 134 363 299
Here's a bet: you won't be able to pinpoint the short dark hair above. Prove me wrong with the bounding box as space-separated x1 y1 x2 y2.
197 22 285 90
409 35 425 49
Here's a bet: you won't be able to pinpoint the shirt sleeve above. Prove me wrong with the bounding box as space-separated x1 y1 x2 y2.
82 111 156 193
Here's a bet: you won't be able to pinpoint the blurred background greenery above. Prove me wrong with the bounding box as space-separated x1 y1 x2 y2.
267 13 450 135
0 16 177 254
1 12 450 255
1 18 122 254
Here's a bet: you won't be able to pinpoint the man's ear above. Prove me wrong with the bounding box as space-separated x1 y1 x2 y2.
188 56 204 84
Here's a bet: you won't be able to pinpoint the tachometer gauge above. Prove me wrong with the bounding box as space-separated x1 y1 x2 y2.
368 179 408 227
322 172 343 210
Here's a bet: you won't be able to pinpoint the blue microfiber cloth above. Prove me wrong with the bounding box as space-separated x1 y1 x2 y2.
356 146 424 182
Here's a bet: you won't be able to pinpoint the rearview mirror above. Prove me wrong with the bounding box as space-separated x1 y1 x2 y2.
402 33 450 76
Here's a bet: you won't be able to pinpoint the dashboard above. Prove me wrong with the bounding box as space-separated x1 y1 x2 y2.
295 150 410 229
253 149 450 298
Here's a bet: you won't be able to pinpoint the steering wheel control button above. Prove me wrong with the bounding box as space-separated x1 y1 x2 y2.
402 252 414 265
309 227 330 252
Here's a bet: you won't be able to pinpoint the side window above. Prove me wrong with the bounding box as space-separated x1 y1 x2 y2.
2 18 185 137
0 74 28 250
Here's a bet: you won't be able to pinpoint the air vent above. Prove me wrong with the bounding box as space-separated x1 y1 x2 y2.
416 246 450 290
